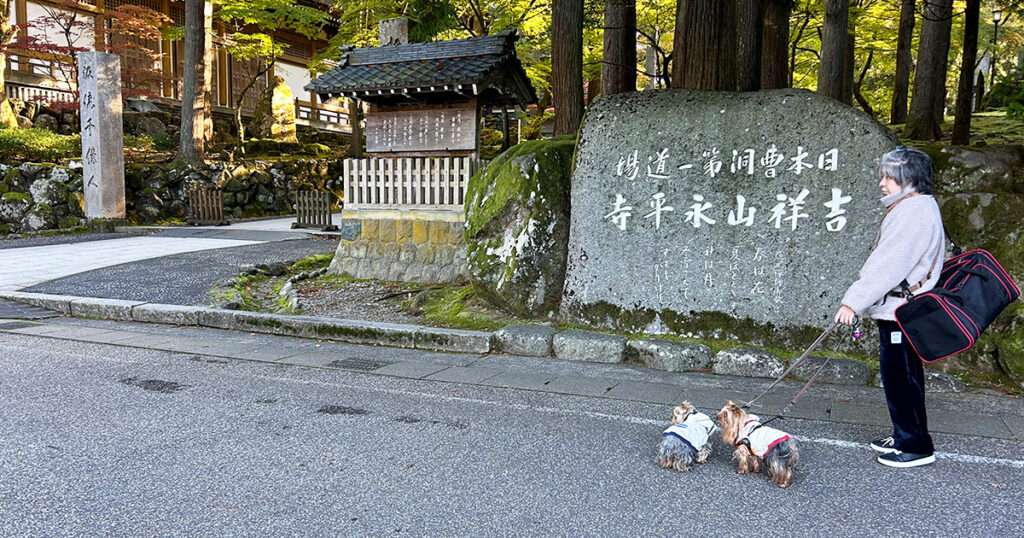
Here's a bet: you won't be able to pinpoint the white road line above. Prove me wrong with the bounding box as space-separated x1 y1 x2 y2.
794 436 1024 469
253 372 1024 470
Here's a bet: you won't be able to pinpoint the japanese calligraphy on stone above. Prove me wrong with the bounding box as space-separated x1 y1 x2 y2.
560 89 897 329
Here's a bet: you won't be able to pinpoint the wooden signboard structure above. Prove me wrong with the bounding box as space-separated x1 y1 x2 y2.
306 27 536 158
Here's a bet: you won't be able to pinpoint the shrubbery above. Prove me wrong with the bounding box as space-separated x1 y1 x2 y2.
0 127 79 162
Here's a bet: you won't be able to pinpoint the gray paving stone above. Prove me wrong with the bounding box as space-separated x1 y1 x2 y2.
493 324 556 357
0 291 74 314
197 308 236 330
370 361 449 379
789 355 872 386
481 372 554 390
712 348 785 378
231 312 320 338
552 329 627 364
871 370 968 393
33 325 128 341
603 381 685 404
0 298 60 319
69 330 139 344
1002 416 1024 440
424 366 503 384
673 387 754 411
931 412 1013 439
155 338 220 353
275 351 341 368
132 303 200 326
7 323 72 336
827 402 893 428
415 327 492 353
543 376 619 397
70 298 145 320
203 343 300 362
626 338 711 372
314 319 419 348
104 333 179 348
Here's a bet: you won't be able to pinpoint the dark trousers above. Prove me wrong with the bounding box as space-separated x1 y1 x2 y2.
877 320 934 454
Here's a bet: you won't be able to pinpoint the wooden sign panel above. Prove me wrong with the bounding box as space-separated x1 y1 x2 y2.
366 106 477 153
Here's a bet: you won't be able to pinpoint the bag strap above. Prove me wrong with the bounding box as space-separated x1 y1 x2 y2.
898 247 943 297
942 223 963 257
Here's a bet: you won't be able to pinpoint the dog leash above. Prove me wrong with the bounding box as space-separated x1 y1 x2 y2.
742 320 842 411
745 322 861 431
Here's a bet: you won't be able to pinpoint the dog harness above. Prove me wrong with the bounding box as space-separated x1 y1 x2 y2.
736 416 790 457
662 411 715 452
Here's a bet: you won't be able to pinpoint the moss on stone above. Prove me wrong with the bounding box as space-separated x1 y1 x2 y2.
465 135 577 317
2 191 31 203
464 135 576 238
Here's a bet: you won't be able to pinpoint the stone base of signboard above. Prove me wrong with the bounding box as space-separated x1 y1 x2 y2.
328 218 468 283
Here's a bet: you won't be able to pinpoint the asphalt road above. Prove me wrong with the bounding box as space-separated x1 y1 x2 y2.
1 332 1022 536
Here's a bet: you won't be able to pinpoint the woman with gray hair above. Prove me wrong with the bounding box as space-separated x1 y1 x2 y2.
834 145 944 468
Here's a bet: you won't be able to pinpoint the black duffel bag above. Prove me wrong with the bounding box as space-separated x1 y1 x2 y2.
895 249 1020 363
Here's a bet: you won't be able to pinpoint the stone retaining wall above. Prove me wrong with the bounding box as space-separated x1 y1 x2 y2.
328 218 469 283
0 158 341 236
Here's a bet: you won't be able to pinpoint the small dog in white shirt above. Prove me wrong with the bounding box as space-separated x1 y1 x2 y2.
657 401 716 472
717 400 800 488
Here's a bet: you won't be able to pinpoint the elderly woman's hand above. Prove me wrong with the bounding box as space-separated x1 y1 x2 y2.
834 305 857 326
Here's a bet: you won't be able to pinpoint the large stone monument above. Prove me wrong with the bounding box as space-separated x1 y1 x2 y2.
560 89 897 339
78 51 125 218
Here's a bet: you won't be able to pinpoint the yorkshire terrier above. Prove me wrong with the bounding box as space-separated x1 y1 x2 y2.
657 401 716 472
717 401 800 488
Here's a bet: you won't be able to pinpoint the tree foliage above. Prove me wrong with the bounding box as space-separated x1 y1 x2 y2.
214 0 329 146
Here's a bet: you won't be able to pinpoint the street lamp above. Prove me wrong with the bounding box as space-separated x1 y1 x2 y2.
993 8 1003 82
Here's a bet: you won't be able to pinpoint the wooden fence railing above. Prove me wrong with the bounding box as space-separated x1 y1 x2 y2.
5 81 74 106
341 157 486 210
187 188 228 226
292 190 339 231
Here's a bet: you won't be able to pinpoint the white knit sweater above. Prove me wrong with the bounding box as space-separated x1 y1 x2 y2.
840 189 945 321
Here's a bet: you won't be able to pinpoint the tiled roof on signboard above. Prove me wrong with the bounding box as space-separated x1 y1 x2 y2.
306 29 536 105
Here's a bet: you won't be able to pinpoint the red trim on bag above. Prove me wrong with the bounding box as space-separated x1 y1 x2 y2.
943 297 980 337
974 264 1013 300
932 294 976 346
969 250 1020 296
896 294 976 363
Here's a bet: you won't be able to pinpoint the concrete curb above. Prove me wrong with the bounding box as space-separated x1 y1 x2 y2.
0 291 493 354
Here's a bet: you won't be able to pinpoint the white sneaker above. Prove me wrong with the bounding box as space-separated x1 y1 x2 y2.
877 450 936 468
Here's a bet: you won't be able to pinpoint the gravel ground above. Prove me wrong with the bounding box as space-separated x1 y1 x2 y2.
294 279 427 324
0 232 135 249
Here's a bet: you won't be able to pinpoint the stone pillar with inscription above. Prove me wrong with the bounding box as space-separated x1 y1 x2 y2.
78 51 126 219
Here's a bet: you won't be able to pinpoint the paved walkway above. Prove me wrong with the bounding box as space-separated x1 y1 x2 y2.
0 217 332 292
0 235 264 291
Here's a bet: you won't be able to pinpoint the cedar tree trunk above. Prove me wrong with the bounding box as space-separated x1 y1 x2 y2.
890 0 915 124
905 0 953 140
736 0 763 91
177 0 211 165
671 0 737 90
552 0 584 135
602 0 636 95
761 0 790 89
952 0 980 145
817 0 848 101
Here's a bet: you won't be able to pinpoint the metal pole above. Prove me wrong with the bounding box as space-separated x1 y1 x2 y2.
993 20 1000 82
